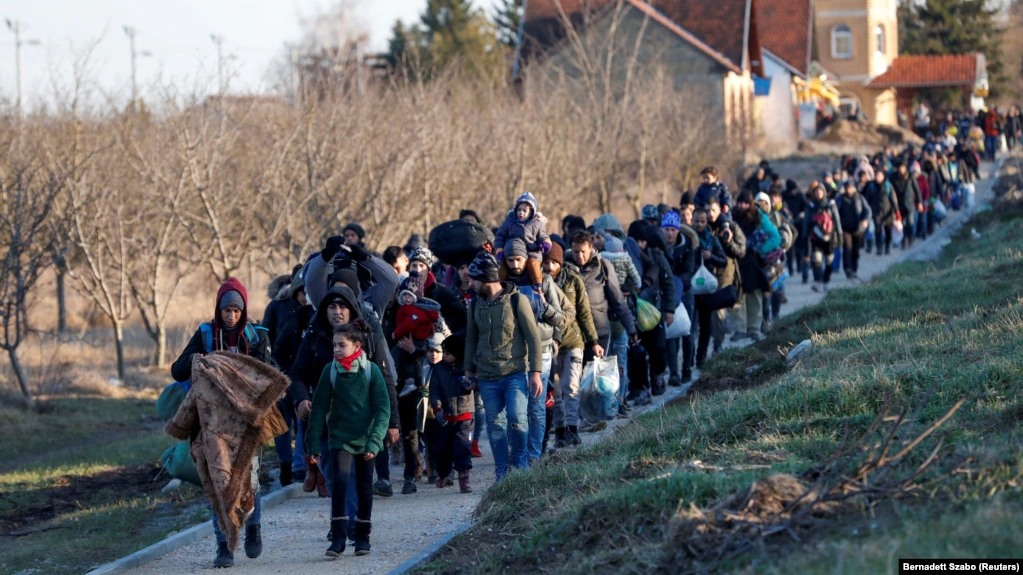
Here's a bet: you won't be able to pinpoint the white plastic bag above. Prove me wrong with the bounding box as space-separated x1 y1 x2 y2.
932 199 947 221
891 220 904 245
664 300 691 339
691 264 718 295
579 356 620 423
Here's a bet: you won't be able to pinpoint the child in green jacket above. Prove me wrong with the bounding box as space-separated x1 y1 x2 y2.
305 320 390 559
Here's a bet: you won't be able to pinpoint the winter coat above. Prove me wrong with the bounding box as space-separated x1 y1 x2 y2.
494 210 551 256
624 237 646 278
262 275 296 345
288 286 399 430
915 174 931 211
304 253 400 322
600 251 642 294
305 354 389 457
926 169 944 205
423 273 467 336
694 181 733 215
853 160 875 184
695 228 727 271
667 225 699 304
863 180 899 226
394 300 440 341
429 361 475 421
554 267 598 351
464 282 543 380
639 245 676 316
510 271 566 349
166 353 289 553
566 253 636 339
172 278 271 384
801 199 844 252
734 209 775 293
836 192 872 236
891 172 921 224
710 218 746 287
272 304 314 375
782 189 808 220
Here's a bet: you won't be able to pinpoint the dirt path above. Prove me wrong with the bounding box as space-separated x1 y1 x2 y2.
123 162 999 575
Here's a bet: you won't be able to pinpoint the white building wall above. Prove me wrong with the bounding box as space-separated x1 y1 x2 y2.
758 54 798 152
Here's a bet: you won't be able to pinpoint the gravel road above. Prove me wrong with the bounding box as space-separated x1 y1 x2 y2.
123 161 998 575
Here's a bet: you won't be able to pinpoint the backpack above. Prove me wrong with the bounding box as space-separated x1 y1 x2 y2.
516 285 548 323
811 208 835 243
198 321 265 354
329 359 373 387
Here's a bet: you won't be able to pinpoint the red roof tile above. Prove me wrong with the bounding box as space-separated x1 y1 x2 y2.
867 54 981 88
524 0 753 73
755 0 811 76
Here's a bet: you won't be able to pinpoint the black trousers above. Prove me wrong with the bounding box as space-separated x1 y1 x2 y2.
431 419 473 479
398 395 422 481
328 449 373 521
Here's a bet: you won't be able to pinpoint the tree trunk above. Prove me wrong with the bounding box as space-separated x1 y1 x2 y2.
113 319 126 382
7 347 33 407
56 265 68 334
152 323 167 369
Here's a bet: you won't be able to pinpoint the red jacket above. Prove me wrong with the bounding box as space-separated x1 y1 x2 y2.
915 174 930 212
394 303 438 341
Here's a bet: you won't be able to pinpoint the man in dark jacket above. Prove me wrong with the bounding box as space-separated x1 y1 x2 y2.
290 287 400 499
662 211 698 385
463 251 543 480
862 170 898 256
801 184 844 292
836 181 872 279
566 231 637 415
261 273 296 346
170 278 271 568
891 162 921 250
691 209 729 367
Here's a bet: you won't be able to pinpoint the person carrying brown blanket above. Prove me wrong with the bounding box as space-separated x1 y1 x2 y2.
166 352 289 561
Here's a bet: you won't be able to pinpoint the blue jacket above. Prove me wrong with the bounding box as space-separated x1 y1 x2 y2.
694 181 733 215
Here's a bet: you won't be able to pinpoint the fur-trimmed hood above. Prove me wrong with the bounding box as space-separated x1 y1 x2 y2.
267 275 292 301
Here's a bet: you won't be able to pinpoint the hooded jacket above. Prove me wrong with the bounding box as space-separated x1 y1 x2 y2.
710 217 746 288
633 225 676 315
801 198 844 252
863 179 899 226
836 191 873 235
464 282 543 380
494 192 551 256
429 360 475 421
171 278 271 383
891 171 922 223
694 181 733 216
261 275 296 345
666 224 699 304
288 286 399 429
166 353 289 553
304 252 400 322
553 266 599 351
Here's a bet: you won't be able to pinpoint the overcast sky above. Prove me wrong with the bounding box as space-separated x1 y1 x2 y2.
0 0 500 110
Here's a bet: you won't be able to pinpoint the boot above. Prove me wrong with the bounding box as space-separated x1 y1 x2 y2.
681 367 693 384
470 440 483 458
303 461 319 493
279 462 292 487
213 541 234 568
244 524 262 559
566 425 582 446
436 475 447 488
554 427 567 449
326 518 347 558
315 471 329 498
354 520 372 556
402 479 417 494
458 470 472 493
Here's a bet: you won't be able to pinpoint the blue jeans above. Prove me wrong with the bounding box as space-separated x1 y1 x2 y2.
292 418 307 474
985 135 999 161
527 350 553 461
212 456 261 544
478 372 530 479
275 402 306 474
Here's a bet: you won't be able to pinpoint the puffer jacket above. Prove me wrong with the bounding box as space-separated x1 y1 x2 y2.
494 210 551 255
463 282 543 380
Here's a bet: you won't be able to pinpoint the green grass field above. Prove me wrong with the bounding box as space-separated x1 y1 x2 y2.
419 180 1023 574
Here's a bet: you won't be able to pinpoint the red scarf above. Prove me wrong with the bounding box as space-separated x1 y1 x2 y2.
336 348 363 371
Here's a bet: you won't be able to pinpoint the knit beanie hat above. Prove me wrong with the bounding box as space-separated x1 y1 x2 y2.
504 237 529 260
219 290 244 310
593 213 625 240
642 204 659 220
627 220 649 242
409 247 434 267
428 332 445 352
737 190 754 205
544 241 564 266
468 251 500 283
442 334 466 364
603 234 624 253
660 211 681 230
329 268 362 299
343 222 366 240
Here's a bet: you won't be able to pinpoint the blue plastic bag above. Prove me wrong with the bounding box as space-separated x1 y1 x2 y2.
579 356 620 423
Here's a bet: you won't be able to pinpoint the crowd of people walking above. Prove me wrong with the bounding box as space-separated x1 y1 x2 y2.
165 121 991 567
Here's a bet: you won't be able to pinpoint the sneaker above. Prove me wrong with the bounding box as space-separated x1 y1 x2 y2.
373 479 393 497
579 420 609 432
616 403 631 419
681 368 692 384
633 390 653 407
398 379 418 398
667 375 682 387
401 479 417 495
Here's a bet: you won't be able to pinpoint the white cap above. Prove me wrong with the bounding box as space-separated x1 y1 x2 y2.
754 192 771 206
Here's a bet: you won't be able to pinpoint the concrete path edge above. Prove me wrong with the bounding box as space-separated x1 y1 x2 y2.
386 520 474 575
86 483 304 574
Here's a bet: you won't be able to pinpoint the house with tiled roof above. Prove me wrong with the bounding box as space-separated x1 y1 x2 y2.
755 0 814 149
522 0 764 144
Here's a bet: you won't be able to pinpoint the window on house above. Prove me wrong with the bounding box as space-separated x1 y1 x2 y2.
875 25 885 54
832 24 853 59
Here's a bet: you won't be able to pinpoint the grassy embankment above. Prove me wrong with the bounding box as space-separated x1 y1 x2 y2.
419 172 1023 574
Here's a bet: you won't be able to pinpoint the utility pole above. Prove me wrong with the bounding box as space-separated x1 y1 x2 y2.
5 19 41 118
288 43 300 107
210 34 225 96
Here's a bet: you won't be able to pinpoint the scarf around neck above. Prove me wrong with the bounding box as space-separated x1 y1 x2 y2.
336 348 364 372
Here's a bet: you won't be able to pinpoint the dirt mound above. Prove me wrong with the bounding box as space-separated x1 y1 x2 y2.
819 119 924 147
